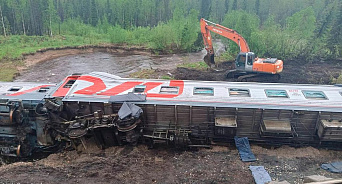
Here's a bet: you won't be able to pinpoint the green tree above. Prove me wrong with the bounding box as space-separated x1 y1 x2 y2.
43 0 59 36
225 0 230 13
327 0 342 57
232 0 237 10
90 0 98 26
200 0 211 19
0 4 6 36
285 7 316 39
209 0 226 23
255 0 260 17
221 10 259 54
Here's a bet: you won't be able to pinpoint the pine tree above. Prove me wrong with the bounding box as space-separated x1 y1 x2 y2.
0 4 6 36
255 0 260 17
225 0 229 14
90 0 98 26
232 0 237 10
327 1 342 56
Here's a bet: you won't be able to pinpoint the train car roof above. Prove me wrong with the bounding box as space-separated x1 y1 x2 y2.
0 82 57 101
45 72 342 113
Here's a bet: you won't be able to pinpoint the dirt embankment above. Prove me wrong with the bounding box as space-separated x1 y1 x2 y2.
17 44 342 84
20 44 153 71
0 145 341 184
174 60 342 84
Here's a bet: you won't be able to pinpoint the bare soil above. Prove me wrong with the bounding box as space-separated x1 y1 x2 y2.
2 46 342 184
1 145 341 184
173 60 342 84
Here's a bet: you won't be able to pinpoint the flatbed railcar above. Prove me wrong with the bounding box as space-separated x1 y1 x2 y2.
0 72 341 157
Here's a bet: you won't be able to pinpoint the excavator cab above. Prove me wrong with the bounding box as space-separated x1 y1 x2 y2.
235 52 255 72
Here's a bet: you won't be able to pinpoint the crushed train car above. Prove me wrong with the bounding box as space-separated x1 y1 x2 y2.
0 72 341 157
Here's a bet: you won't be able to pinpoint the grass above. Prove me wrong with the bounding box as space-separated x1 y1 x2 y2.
0 60 24 81
129 69 156 79
215 52 235 64
0 35 110 60
177 61 208 71
332 74 342 84
160 75 174 80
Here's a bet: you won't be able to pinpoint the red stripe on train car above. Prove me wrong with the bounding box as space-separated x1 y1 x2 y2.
143 82 163 92
73 76 107 95
53 76 80 97
98 81 143 96
146 80 184 98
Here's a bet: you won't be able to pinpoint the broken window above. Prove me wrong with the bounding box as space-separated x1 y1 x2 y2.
229 88 250 97
193 87 214 96
265 89 288 98
8 86 22 92
302 90 327 100
214 116 237 137
160 86 179 94
133 85 146 93
63 80 76 88
215 116 237 127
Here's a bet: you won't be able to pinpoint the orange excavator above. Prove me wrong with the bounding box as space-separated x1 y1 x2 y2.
200 18 283 82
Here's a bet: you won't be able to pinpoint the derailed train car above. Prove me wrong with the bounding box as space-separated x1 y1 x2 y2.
0 72 341 157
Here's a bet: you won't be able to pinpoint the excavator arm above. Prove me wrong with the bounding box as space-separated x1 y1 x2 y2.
200 18 250 66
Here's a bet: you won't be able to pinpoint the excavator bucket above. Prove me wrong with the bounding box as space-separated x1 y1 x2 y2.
204 53 215 68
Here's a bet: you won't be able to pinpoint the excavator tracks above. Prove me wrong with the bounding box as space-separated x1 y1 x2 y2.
226 70 281 82
237 73 281 82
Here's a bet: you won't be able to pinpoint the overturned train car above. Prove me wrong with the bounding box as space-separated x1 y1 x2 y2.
0 72 342 157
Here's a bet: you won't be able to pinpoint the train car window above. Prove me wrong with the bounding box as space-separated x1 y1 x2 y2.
193 87 214 96
133 85 146 93
229 88 250 97
38 87 50 93
63 80 76 88
265 89 288 98
302 90 327 99
8 86 22 92
160 86 179 94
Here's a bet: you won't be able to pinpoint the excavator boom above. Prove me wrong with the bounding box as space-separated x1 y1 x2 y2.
200 18 250 66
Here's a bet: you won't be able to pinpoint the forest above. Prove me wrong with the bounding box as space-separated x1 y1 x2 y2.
0 0 341 61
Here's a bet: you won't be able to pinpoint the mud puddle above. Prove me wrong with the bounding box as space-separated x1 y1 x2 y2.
15 50 206 83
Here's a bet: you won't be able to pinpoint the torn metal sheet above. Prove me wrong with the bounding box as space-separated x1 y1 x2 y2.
118 102 143 119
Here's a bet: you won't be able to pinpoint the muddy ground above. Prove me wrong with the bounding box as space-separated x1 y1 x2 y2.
1 145 342 184
15 49 342 85
173 59 342 84
2 47 342 184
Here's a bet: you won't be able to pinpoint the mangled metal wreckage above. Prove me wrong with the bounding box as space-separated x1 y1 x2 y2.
0 72 342 157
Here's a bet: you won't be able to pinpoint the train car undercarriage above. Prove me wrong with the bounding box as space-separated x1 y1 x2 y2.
2 95 341 157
